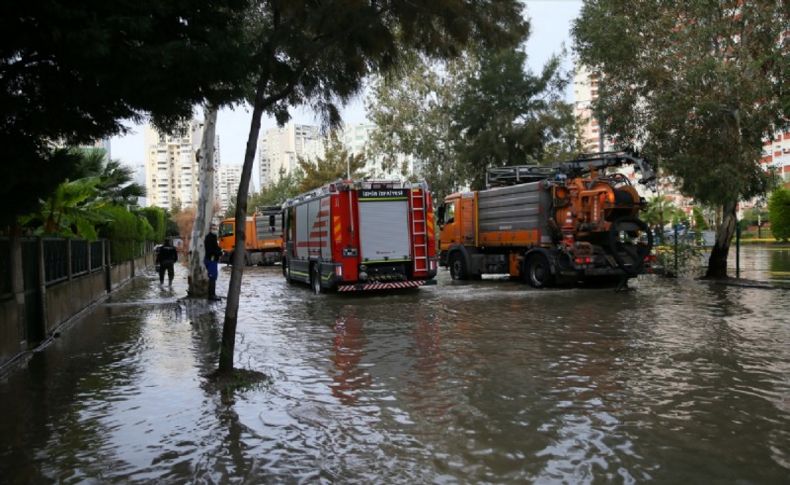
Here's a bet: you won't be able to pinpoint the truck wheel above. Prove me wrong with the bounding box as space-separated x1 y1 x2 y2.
311 264 322 294
449 253 467 280
526 253 553 288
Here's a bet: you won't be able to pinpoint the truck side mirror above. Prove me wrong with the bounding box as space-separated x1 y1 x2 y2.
269 214 276 227
437 204 446 225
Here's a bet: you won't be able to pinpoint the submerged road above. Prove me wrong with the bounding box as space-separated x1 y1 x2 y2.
1 247 789 482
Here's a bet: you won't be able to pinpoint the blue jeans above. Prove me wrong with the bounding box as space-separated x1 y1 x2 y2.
204 259 218 280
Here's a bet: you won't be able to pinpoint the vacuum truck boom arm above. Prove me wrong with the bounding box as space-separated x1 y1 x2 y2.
486 151 656 189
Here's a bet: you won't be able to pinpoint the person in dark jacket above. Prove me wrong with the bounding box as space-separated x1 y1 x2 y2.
204 224 223 300
156 239 178 285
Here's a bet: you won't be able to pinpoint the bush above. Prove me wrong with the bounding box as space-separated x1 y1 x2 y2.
768 188 790 241
101 205 144 263
656 240 706 277
139 206 167 242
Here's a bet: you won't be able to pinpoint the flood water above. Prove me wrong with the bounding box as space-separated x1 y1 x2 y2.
1 247 789 483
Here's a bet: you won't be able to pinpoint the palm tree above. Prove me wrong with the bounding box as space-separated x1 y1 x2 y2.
22 148 146 238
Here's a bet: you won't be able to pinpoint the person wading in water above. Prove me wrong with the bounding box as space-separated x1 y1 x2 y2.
156 238 178 286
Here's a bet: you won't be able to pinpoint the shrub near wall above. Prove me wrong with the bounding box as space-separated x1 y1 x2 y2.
140 207 166 242
102 206 140 263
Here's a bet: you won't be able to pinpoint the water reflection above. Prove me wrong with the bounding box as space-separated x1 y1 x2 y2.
770 248 790 282
0 253 789 482
331 308 371 405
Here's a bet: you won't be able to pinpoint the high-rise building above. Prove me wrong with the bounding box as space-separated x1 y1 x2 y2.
217 164 255 213
337 122 417 179
144 119 219 210
258 123 324 187
573 64 611 153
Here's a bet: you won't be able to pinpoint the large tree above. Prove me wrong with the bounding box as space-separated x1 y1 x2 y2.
220 0 528 373
1 0 251 225
367 45 579 199
573 0 788 278
188 106 219 297
296 135 367 193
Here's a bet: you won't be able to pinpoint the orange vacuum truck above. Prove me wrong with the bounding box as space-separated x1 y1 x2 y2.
218 206 283 265
438 152 657 287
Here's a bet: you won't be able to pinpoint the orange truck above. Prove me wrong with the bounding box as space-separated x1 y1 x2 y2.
438 152 657 287
218 206 283 265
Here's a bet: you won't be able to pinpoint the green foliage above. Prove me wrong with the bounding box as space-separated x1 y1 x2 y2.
769 188 790 241
656 240 707 278
20 177 108 240
450 49 579 189
296 136 367 193
573 0 787 277
140 207 167 242
136 214 155 242
21 148 151 239
741 205 769 228
573 0 786 204
100 206 142 263
1 0 250 224
73 149 145 206
248 170 303 210
692 206 709 231
643 196 687 228
367 45 579 198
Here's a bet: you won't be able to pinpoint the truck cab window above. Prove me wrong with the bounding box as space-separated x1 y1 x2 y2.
219 222 234 237
445 202 456 225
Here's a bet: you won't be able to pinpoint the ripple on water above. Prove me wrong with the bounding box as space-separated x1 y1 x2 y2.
1 262 790 482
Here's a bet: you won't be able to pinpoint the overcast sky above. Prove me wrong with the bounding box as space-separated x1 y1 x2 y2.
111 0 583 187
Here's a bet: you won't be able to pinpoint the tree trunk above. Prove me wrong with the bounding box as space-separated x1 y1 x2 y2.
218 79 266 373
188 105 218 297
704 200 737 279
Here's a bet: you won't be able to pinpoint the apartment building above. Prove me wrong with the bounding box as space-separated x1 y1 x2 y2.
258 123 324 187
573 64 611 153
761 130 790 185
217 164 255 213
144 119 219 210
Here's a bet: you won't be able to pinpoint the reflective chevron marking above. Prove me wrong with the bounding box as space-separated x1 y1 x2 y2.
337 280 426 292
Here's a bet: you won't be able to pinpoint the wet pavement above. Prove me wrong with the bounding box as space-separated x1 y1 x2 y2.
1 247 789 483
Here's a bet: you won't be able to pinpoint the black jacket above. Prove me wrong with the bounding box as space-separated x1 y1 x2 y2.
204 232 222 262
156 245 178 265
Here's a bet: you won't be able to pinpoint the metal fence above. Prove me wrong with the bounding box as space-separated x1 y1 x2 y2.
1 237 153 293
90 241 103 272
43 239 68 285
71 240 89 276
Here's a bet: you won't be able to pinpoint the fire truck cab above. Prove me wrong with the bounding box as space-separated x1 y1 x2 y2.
282 180 438 293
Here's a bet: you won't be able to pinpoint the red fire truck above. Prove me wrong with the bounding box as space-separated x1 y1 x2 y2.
282 180 438 293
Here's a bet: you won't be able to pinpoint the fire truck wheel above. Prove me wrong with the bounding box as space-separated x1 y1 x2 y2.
449 253 467 280
311 265 322 294
526 253 553 288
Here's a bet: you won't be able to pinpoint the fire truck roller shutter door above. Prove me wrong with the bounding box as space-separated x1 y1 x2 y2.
296 203 309 260
320 197 331 260
307 200 321 259
359 199 411 263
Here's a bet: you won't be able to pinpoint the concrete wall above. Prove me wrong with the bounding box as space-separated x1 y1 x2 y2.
0 296 22 365
0 241 153 370
110 262 134 291
44 271 106 335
